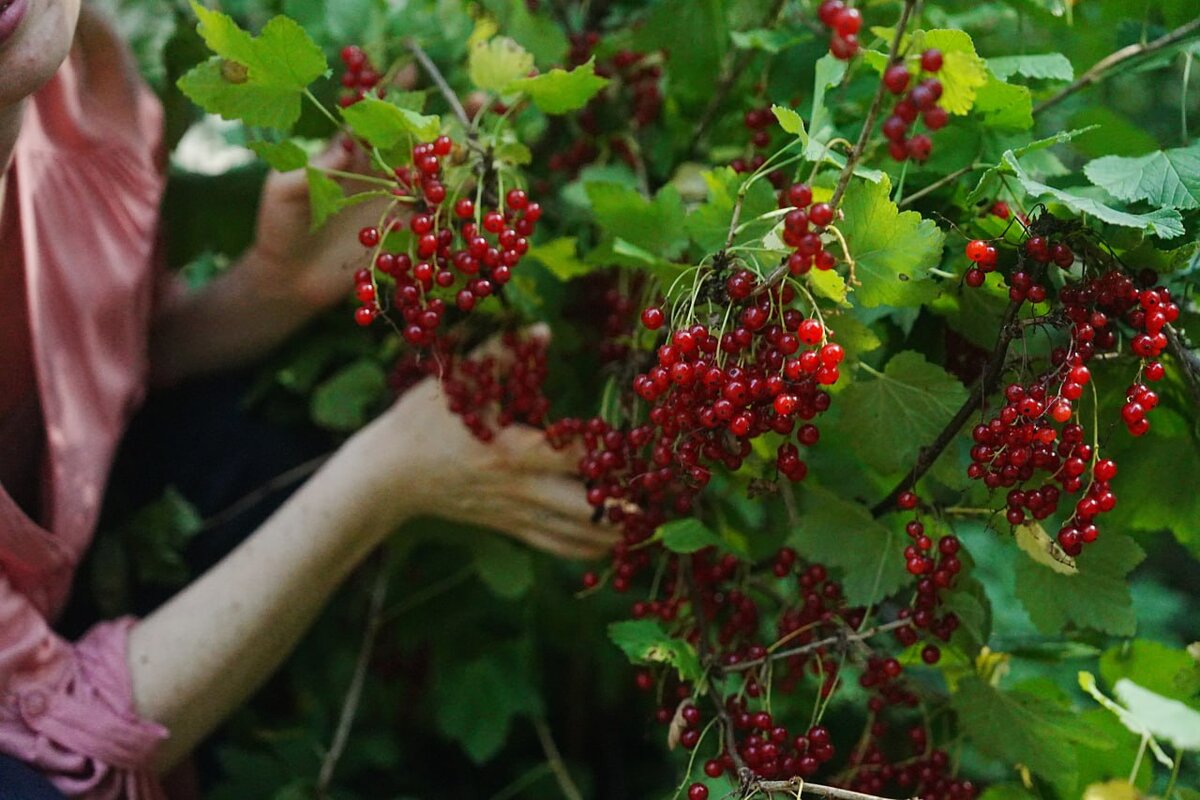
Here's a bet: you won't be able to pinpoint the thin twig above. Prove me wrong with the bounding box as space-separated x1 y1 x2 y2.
829 0 918 210
1034 16 1200 116
316 549 393 795
1166 325 1200 411
405 38 473 129
197 454 331 534
722 619 911 673
751 777 913 800
532 717 584 800
897 162 982 208
687 0 789 157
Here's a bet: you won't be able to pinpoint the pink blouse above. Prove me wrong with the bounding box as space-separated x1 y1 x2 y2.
0 25 169 800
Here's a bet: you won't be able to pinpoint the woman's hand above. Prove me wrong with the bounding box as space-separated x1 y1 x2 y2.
246 141 393 314
350 328 617 559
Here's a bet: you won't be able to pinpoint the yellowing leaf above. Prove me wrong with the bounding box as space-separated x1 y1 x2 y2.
1083 781 1139 800
1014 521 1078 575
469 37 534 93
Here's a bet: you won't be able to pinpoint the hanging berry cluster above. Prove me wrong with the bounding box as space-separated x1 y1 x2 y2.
958 226 1177 556
353 136 541 345
848 741 978 800
777 183 840 275
891 491 963 666
818 0 864 60
881 49 947 163
730 105 786 187
337 45 381 108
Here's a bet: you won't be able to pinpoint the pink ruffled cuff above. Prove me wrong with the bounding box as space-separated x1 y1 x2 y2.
0 618 168 799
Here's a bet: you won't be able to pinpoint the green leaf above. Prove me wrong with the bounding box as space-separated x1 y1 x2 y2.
953 677 1105 787
506 58 609 114
837 177 944 307
1014 534 1145 636
527 237 592 281
791 485 909 605
967 128 1096 204
587 183 688 259
731 28 798 54
310 359 386 432
1100 640 1200 704
248 139 308 172
178 3 326 130
433 643 543 763
771 104 806 140
469 36 534 93
473 537 534 599
1000 150 1185 239
833 351 968 475
305 168 387 232
658 518 743 556
608 620 702 682
1083 143 1200 210
506 0 569 65
632 0 725 106
340 97 441 148
974 72 1033 130
685 168 778 254
120 487 203 586
987 53 1074 82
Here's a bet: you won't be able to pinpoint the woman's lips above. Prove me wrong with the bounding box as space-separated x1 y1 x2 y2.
0 0 30 49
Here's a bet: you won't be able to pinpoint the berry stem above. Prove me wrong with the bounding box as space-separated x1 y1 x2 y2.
304 88 351 134
828 0 919 211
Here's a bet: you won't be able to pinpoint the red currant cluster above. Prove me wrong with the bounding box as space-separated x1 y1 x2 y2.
776 183 840 275
891 492 962 664
354 136 542 345
960 234 1176 554
337 45 381 108
442 334 550 441
848 741 978 800
818 0 863 60
546 36 663 176
881 49 947 163
386 333 550 441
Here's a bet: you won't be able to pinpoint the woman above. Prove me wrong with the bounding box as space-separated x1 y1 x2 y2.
0 1 612 797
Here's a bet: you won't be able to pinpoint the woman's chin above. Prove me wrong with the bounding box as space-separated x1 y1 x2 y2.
0 0 79 109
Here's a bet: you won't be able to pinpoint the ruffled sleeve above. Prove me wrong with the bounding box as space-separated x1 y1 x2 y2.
0 568 167 799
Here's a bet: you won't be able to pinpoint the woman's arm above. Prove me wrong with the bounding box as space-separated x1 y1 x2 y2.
127 346 613 770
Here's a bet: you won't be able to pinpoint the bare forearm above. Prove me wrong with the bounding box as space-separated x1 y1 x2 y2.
149 249 322 385
127 432 398 770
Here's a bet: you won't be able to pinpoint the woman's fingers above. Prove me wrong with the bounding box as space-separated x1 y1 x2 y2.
494 423 585 475
513 475 619 547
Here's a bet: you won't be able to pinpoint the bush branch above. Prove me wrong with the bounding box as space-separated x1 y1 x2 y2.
1034 17 1200 116
532 717 584 800
316 549 393 795
721 619 911 673
750 777 914 800
405 38 473 130
1166 324 1200 411
869 287 1031 517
